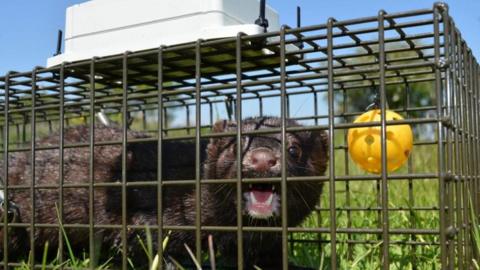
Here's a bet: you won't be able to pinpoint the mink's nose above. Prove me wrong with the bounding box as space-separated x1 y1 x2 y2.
250 148 277 172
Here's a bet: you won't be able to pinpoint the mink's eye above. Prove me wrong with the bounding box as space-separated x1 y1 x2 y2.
288 145 302 159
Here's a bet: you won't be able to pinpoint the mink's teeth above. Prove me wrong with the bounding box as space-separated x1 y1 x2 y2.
266 193 273 205
272 185 275 191
249 184 253 189
250 192 257 204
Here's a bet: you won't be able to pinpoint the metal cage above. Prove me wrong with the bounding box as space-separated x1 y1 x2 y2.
0 2 479 269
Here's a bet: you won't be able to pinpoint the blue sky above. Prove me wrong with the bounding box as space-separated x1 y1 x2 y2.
1 0 479 75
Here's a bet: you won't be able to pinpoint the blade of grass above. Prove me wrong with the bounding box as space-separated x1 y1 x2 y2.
96 257 114 270
127 257 136 270
41 241 49 270
473 258 479 270
151 230 172 270
469 191 480 268
168 256 187 270
318 250 324 270
351 241 383 268
163 230 172 250
469 193 480 249
54 203 77 265
184 243 202 270
151 254 160 270
146 226 153 265
136 234 153 265
208 234 216 270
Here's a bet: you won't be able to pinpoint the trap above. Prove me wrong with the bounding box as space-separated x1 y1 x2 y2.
0 1 479 269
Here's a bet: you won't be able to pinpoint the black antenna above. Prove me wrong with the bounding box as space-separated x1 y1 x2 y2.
296 6 304 49
297 6 301 28
54 30 63 56
255 0 269 32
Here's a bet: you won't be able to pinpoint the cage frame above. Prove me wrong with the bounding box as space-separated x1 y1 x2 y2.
0 2 479 269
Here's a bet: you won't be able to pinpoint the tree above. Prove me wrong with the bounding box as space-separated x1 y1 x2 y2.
332 43 435 120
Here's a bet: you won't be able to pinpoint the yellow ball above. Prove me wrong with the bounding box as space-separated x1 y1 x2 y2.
347 109 413 174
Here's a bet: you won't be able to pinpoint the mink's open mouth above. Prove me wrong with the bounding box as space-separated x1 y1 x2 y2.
243 184 280 219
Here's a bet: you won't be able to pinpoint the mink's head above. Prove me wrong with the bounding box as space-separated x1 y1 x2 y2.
204 117 328 221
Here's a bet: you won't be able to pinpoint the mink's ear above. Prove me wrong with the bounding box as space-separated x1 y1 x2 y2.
205 119 236 179
307 130 329 175
209 120 237 150
211 119 238 133
212 119 228 133
313 130 329 155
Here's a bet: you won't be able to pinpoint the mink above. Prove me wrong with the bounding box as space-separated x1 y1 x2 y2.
0 125 205 266
201 117 328 269
0 116 328 269
124 116 328 269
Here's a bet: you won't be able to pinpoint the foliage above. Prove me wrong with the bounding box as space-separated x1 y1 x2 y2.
331 44 435 121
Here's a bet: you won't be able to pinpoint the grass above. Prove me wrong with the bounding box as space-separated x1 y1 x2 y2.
470 192 480 269
13 205 113 270
288 129 442 269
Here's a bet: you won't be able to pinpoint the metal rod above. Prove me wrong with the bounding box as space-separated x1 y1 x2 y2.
378 10 390 269
255 0 269 32
194 39 202 261
29 68 37 269
433 2 448 268
156 45 165 270
295 6 304 49
235 32 244 269
121 52 129 270
454 10 464 270
88 57 96 269
57 63 65 267
327 17 337 270
297 6 301 28
54 30 63 56
279 25 289 270
2 73 10 269
445 13 455 268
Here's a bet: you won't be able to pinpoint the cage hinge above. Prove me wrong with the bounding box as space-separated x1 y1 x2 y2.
441 116 452 128
443 172 456 182
446 225 458 240
436 59 450 70
434 2 449 13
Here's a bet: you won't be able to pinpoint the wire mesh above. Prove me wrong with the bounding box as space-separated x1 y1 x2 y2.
0 3 478 269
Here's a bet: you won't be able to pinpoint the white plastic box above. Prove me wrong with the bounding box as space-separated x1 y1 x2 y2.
47 0 280 67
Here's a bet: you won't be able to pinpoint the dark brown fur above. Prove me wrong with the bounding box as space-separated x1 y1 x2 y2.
0 117 328 269
0 125 204 266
